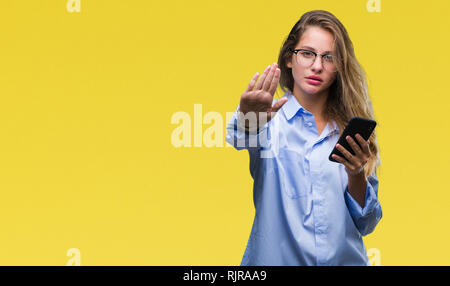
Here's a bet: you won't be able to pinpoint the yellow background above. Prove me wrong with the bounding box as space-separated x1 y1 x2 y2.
0 0 449 265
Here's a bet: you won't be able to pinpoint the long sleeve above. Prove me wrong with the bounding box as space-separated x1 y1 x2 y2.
225 105 271 151
344 169 383 237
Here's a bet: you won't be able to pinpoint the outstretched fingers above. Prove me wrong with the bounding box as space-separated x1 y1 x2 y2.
245 72 260 93
262 63 278 91
268 67 280 95
254 64 271 90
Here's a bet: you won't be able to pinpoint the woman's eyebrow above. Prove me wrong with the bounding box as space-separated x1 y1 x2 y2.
300 45 332 54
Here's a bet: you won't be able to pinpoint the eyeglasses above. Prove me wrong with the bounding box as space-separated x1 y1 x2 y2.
290 48 338 72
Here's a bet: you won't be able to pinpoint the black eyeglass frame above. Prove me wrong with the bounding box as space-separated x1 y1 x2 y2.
289 48 338 72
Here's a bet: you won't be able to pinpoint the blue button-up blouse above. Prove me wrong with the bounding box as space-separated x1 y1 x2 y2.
226 91 382 266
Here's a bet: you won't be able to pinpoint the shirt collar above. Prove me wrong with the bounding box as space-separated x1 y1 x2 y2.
281 90 307 121
329 120 339 135
280 90 340 135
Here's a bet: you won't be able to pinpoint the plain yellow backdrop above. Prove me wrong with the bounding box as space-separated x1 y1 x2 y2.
0 0 449 265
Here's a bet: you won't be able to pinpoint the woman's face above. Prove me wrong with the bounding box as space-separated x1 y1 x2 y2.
287 26 337 96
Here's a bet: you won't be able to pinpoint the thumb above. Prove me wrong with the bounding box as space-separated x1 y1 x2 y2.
267 97 288 121
271 97 288 113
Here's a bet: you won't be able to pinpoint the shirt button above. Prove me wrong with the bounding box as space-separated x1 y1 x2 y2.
307 122 313 127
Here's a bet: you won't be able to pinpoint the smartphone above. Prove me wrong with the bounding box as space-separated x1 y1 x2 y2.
329 117 376 163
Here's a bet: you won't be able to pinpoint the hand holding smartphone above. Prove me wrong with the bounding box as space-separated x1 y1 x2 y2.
329 117 376 163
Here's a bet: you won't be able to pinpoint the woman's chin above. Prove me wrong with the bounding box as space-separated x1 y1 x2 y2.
301 85 322 96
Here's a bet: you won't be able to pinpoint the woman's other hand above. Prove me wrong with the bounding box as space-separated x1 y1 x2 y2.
238 63 288 129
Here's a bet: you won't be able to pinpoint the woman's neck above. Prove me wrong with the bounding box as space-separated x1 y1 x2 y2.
292 85 329 122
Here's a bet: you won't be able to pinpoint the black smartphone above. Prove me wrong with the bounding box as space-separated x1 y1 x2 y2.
329 117 376 163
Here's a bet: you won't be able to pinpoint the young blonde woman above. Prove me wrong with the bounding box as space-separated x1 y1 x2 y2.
226 10 382 266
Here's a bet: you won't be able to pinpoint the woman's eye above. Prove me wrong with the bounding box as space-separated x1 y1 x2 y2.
301 51 314 58
324 55 333 62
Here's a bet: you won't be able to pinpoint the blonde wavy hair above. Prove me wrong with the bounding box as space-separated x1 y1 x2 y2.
277 10 380 178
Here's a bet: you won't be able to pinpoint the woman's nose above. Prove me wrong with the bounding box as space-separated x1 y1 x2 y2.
310 56 324 72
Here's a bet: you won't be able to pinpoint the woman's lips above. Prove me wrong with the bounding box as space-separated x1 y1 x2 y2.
305 78 322 85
